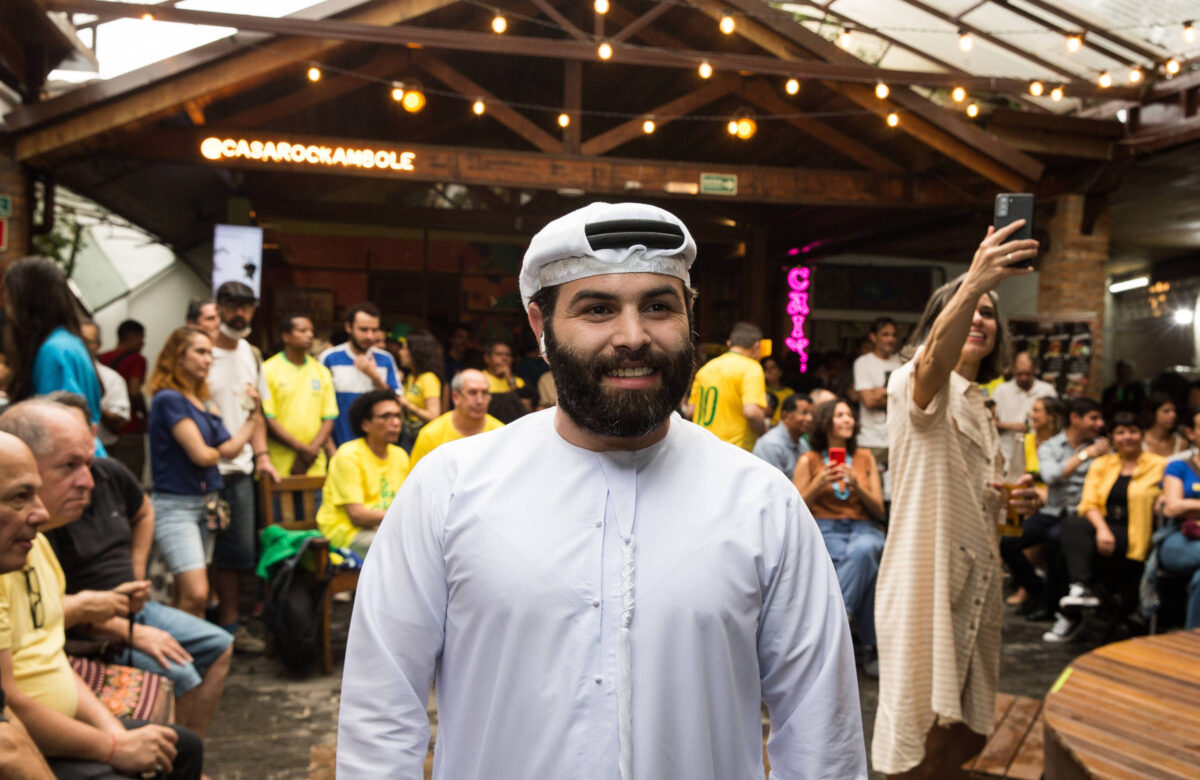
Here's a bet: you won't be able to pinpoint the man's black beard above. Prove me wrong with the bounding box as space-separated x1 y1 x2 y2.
351 336 373 353
544 322 696 439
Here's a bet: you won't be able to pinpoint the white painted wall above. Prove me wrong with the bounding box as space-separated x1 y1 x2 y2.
92 261 211 369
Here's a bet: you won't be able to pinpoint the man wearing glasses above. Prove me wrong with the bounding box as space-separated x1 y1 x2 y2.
316 389 410 556
0 400 202 779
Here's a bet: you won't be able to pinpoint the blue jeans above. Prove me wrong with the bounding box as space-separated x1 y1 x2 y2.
1160 529 1200 630
214 472 256 572
113 601 233 695
816 518 885 647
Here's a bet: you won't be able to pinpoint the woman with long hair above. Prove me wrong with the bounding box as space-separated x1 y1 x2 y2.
396 330 444 451
3 257 104 439
1142 391 1187 457
872 220 1037 779
792 398 884 675
147 327 260 617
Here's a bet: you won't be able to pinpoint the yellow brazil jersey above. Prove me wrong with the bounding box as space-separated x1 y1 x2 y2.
409 411 505 469
316 438 410 549
769 386 795 425
262 353 339 477
688 351 769 451
0 535 79 716
484 371 526 394
403 371 442 429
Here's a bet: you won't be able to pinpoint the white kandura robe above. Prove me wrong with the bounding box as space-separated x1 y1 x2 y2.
337 409 866 780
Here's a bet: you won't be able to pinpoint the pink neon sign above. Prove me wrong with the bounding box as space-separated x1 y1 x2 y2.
784 266 810 373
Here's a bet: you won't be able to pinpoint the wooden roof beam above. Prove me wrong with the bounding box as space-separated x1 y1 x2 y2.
579 78 735 156
979 1 1137 67
610 3 672 44
415 53 563 154
527 0 589 44
1013 0 1162 63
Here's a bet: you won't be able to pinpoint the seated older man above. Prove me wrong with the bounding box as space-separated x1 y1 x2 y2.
0 399 202 779
408 369 504 469
38 393 233 737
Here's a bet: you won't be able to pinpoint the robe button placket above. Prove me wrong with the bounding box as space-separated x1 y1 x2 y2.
591 599 600 608
595 521 602 528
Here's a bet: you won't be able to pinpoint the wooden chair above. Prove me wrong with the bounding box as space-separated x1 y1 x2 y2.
962 693 1045 780
258 475 359 674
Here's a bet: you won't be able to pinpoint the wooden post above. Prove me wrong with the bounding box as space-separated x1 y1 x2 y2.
0 153 31 266
563 60 581 155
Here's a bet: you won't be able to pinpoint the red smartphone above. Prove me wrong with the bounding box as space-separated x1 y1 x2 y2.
829 447 846 466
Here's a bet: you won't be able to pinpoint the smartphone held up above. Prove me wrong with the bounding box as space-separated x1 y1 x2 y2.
994 193 1035 269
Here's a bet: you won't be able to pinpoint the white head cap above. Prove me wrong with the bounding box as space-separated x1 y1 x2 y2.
519 202 696 310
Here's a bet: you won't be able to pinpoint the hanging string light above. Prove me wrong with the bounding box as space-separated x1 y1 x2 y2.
874 81 890 99
1098 71 1112 88
598 42 613 60
735 117 757 139
1066 34 1083 53
1050 85 1064 101
307 66 322 82
838 29 853 50
785 78 800 95
959 30 974 51
1184 21 1196 43
1128 66 1143 83
594 0 609 13
967 102 980 118
642 119 656 134
140 12 154 21
1165 58 1181 75
886 112 900 127
1028 80 1044 97
558 113 571 128
391 84 405 102
401 84 426 112
472 99 486 115
698 61 713 79
952 86 967 102
491 12 507 34
719 13 736 35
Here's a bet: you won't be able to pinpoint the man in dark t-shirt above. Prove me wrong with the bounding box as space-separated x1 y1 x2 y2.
99 319 149 482
47 457 233 737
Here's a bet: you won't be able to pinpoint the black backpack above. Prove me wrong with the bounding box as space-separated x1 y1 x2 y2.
263 537 329 674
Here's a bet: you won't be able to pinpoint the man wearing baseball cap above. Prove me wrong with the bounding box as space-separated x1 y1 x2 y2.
338 202 865 780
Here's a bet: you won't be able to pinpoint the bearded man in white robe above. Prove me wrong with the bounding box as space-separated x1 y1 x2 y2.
338 202 867 780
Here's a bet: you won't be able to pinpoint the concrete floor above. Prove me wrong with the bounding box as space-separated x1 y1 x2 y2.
202 597 1135 779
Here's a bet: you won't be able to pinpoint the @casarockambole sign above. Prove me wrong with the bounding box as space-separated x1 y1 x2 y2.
200 136 416 173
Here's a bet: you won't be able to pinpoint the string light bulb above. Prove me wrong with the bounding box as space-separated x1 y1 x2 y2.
140 12 154 21
491 13 507 34
558 113 570 128
1128 66 1143 83
951 86 967 103
874 81 889 99
735 117 757 139
959 30 973 52
598 42 613 60
1166 58 1181 75
594 0 609 13
886 112 900 127
307 66 322 82
966 102 979 118
1029 81 1044 97
401 86 425 112
472 99 486 115
1066 34 1082 53
1050 85 1064 101
727 119 739 135
642 119 656 134
838 29 852 50
1184 21 1196 43
785 78 800 95
391 85 405 102
1098 71 1112 88
698 61 713 79
719 13 736 35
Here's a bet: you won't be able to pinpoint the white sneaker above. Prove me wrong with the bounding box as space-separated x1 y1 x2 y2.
1059 582 1100 609
1043 612 1085 643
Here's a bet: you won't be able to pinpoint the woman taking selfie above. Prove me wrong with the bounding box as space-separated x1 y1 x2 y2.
873 220 1038 779
147 326 261 617
792 398 884 676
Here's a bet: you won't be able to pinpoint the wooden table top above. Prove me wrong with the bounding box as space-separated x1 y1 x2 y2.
1043 629 1200 779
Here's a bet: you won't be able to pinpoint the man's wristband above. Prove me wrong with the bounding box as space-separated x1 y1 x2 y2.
105 733 117 764
254 451 270 459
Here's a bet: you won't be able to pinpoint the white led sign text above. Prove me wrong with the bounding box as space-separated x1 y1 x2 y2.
200 137 416 172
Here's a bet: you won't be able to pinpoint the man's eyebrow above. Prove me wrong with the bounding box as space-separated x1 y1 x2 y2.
641 285 684 302
568 285 684 306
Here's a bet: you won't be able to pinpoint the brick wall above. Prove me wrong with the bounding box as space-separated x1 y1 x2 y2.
1037 194 1108 399
0 152 30 265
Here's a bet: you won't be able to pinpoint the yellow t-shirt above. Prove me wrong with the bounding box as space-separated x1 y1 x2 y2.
768 386 795 425
262 353 339 476
484 371 525 394
688 352 769 451
0 535 78 716
316 438 410 549
409 411 504 468
403 372 442 429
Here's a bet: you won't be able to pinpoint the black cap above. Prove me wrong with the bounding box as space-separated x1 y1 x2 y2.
215 281 257 305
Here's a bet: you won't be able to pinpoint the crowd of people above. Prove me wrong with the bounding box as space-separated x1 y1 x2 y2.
0 199 1198 778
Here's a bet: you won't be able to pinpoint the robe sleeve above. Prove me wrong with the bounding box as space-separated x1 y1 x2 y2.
337 457 450 779
758 493 868 779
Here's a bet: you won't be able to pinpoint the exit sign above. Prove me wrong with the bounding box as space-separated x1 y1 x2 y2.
0 195 10 218
699 172 737 196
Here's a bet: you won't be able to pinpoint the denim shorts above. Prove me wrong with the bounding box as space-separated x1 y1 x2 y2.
214 472 257 572
114 601 233 694
151 492 211 575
